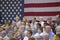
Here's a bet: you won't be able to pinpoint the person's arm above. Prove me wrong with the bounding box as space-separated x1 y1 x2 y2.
32 35 42 39
53 35 56 40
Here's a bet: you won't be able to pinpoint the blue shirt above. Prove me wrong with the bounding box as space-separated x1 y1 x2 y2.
40 32 54 40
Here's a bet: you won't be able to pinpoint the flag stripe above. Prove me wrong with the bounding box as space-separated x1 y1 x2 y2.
24 0 60 18
25 0 60 4
24 7 60 12
24 2 60 8
24 11 60 16
25 16 56 20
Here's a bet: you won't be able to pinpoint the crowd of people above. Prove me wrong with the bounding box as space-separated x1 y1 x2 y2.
0 14 60 40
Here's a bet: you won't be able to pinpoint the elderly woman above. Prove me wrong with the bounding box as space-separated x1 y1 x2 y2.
53 26 60 40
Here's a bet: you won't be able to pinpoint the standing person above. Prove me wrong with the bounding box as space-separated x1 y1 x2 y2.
33 27 43 40
16 31 23 40
15 15 21 28
23 30 33 40
30 17 38 31
40 25 54 40
44 32 50 40
55 14 60 26
0 31 9 40
53 26 60 40
39 17 44 27
30 17 38 35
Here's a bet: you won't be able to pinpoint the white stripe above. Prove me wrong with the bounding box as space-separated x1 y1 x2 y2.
25 16 56 20
24 7 60 12
24 0 60 4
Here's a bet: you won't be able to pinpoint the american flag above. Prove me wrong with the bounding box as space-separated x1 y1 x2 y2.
24 0 60 20
0 0 24 24
0 0 60 24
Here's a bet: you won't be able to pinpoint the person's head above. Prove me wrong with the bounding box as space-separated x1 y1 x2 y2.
15 15 19 22
37 28 43 33
8 31 14 38
23 17 27 22
47 17 52 24
5 21 11 26
20 22 25 26
14 27 18 32
26 30 32 38
26 22 30 26
55 26 60 38
36 23 41 29
39 17 44 22
17 31 22 38
55 14 60 22
44 32 49 40
20 27 25 33
12 21 16 27
45 25 51 33
1 30 6 37
32 17 36 22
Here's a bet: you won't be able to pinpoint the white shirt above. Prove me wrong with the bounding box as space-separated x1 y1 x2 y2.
39 21 44 27
30 22 38 30
34 33 40 36
33 32 43 40
23 36 29 40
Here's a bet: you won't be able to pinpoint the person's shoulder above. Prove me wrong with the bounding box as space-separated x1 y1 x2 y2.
24 36 28 39
50 31 54 35
40 32 44 36
53 35 56 40
34 33 39 36
23 36 28 40
0 36 2 38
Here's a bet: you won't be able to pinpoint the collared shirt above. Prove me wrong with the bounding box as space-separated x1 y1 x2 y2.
40 32 54 40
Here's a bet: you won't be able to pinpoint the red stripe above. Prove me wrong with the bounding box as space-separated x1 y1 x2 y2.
24 11 60 16
24 2 60 8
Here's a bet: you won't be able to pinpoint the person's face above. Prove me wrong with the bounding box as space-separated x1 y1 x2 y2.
14 27 18 32
44 35 49 40
17 32 22 38
9 32 14 38
27 31 31 38
15 17 19 22
20 27 25 32
1 31 6 37
39 18 43 21
32 18 36 22
37 29 41 33
5 26 10 31
45 26 51 33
